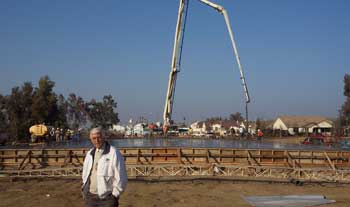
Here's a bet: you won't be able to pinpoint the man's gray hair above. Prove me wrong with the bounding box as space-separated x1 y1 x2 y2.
90 127 103 135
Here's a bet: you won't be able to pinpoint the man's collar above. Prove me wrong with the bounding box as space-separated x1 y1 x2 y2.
96 143 106 152
90 141 110 156
102 142 110 155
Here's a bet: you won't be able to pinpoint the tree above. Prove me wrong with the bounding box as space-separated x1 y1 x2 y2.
6 82 35 140
229 112 244 122
67 93 87 129
55 94 68 128
86 95 120 129
20 82 35 132
340 74 350 127
256 118 262 130
5 87 20 139
344 74 350 97
0 94 8 132
1 76 123 140
206 116 223 122
31 76 59 124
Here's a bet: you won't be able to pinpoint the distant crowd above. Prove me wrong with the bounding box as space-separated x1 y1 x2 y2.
52 128 81 142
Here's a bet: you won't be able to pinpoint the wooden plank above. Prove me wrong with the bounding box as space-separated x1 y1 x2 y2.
0 148 349 170
324 152 336 170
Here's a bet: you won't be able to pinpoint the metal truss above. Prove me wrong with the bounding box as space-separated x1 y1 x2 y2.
1 165 350 183
126 165 350 183
0 167 82 178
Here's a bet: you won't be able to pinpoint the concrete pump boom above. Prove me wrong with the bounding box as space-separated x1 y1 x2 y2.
163 0 250 131
199 0 250 104
163 0 188 130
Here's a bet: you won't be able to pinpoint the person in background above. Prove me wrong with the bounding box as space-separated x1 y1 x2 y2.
60 129 64 141
76 129 81 142
55 128 60 142
257 129 264 141
239 127 244 138
65 129 71 140
82 127 128 207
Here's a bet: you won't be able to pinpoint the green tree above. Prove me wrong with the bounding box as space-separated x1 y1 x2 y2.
55 94 68 128
21 82 35 130
31 76 59 125
6 82 35 140
229 112 244 122
340 74 350 127
86 95 119 129
256 118 262 130
206 116 223 122
344 74 350 97
67 93 87 129
0 94 8 132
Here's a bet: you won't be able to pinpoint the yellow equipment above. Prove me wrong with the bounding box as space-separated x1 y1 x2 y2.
29 124 52 143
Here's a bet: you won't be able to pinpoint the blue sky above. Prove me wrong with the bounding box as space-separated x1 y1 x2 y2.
0 0 349 123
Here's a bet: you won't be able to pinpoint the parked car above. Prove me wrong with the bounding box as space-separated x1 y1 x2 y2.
302 137 324 145
205 132 216 138
301 136 335 146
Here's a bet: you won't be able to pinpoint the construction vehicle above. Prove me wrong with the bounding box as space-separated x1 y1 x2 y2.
163 0 250 134
29 124 54 143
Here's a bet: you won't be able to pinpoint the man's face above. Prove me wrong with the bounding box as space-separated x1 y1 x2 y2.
90 132 104 149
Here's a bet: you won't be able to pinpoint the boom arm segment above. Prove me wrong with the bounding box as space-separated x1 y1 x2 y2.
198 0 250 104
163 0 187 127
163 0 251 130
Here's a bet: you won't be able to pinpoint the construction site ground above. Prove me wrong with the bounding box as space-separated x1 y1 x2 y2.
0 178 349 207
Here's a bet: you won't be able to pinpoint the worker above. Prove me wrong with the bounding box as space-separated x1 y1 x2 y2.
49 128 55 140
60 129 64 142
257 129 264 141
82 127 128 207
55 128 60 142
76 129 81 142
65 129 71 140
239 127 244 138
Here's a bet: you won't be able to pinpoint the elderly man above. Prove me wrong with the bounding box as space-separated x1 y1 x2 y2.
82 127 128 207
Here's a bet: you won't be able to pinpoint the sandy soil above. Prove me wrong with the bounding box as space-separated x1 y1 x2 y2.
0 179 349 207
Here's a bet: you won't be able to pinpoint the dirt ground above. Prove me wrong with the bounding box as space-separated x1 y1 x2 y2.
0 179 349 207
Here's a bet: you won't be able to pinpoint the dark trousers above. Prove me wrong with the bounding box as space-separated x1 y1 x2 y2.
85 192 119 207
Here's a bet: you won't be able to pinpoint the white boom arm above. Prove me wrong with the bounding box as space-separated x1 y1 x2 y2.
198 0 250 104
163 0 251 129
163 0 187 128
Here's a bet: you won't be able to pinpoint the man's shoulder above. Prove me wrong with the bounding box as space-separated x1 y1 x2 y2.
108 144 120 154
107 144 124 158
85 148 94 156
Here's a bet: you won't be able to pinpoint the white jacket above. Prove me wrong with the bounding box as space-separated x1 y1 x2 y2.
82 142 128 199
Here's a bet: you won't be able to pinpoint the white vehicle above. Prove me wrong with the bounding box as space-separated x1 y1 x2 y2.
192 131 206 137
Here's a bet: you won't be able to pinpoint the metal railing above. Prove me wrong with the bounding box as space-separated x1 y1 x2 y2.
1 164 350 183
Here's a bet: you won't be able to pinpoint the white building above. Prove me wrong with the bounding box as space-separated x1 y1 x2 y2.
132 123 150 137
272 116 333 135
190 120 244 136
111 124 126 133
190 122 207 136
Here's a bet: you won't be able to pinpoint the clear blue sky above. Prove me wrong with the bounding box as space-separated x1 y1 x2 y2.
1 0 349 123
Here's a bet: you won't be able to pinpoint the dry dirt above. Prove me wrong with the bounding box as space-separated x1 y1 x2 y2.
0 179 349 207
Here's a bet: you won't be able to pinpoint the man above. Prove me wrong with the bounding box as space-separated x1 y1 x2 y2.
239 127 244 138
55 128 60 142
82 127 128 207
257 129 264 141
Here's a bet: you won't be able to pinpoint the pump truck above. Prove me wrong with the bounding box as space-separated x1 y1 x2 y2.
163 0 250 133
